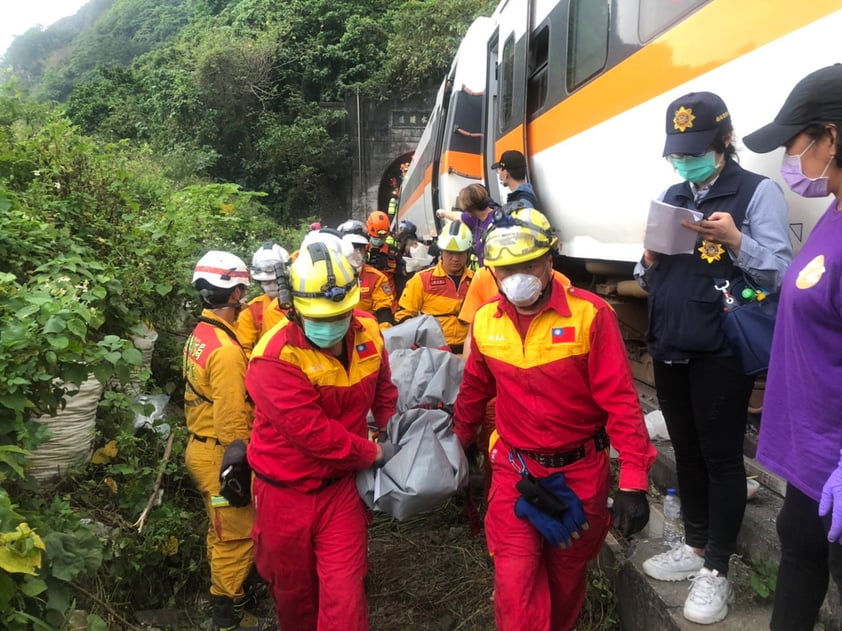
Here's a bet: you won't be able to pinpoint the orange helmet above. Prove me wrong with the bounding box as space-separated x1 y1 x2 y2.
366 211 391 238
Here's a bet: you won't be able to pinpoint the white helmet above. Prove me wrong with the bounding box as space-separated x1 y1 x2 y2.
193 250 250 289
436 220 473 253
251 242 290 281
337 219 367 236
341 234 367 272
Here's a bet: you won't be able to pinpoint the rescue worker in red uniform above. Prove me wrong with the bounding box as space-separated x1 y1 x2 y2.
261 230 349 334
338 219 396 327
246 242 399 631
395 220 474 354
452 208 656 631
183 251 267 631
365 210 400 296
237 243 290 356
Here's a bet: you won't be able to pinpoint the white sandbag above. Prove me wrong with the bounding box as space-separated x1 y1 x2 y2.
27 376 104 482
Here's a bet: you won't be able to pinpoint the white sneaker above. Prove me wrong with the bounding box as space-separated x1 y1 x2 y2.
683 567 733 625
642 544 704 581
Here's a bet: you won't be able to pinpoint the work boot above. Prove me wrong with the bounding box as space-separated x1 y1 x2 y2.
239 566 269 613
210 595 277 631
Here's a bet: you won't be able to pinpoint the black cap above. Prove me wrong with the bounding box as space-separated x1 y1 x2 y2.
744 64 842 153
662 92 730 157
491 150 526 171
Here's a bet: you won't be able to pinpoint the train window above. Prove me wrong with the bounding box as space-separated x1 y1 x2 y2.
567 0 609 92
639 0 708 42
500 35 515 131
527 25 550 116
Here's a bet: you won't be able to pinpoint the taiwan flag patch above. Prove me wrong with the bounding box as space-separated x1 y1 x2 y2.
356 341 377 359
551 327 576 343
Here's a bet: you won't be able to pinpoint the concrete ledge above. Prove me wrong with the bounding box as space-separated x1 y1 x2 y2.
635 440 842 631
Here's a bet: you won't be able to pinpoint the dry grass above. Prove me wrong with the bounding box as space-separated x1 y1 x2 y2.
366 497 620 631
367 498 495 631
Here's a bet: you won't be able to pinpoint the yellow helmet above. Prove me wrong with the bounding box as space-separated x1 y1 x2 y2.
483 207 558 267
290 242 360 317
436 220 473 252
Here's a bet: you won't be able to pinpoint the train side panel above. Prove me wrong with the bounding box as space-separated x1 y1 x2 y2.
521 0 840 262
398 17 493 239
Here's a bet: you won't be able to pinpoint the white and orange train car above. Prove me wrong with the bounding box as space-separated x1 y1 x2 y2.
398 0 841 267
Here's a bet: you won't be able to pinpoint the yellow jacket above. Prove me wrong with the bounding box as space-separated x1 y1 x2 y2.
395 261 473 348
261 297 289 337
359 264 395 316
236 294 272 356
182 310 253 446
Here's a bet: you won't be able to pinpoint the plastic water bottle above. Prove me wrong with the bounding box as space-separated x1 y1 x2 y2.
662 488 683 548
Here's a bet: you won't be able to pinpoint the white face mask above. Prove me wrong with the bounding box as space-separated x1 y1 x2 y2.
346 249 364 273
499 273 543 307
260 280 279 298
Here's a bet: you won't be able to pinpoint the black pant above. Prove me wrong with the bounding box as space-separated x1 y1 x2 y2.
654 357 754 575
771 483 842 631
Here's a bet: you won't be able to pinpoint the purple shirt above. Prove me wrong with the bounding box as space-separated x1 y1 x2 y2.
461 211 493 266
757 201 842 500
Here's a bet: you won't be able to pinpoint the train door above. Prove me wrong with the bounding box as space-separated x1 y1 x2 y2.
484 0 531 203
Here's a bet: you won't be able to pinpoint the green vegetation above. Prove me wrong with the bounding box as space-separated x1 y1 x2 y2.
3 0 496 224
0 1 497 627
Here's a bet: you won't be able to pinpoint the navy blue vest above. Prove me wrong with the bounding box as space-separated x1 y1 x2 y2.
646 159 766 361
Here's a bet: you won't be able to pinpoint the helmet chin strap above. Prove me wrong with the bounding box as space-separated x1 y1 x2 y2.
202 287 245 315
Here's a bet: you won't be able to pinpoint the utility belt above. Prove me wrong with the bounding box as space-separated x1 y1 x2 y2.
518 429 609 469
253 469 344 494
190 433 218 444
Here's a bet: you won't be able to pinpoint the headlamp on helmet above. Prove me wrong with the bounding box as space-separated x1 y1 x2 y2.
290 242 360 318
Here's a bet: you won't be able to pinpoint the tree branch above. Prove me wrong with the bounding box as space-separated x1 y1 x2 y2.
132 432 175 533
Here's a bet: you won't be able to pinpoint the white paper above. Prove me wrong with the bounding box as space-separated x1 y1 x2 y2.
644 200 703 256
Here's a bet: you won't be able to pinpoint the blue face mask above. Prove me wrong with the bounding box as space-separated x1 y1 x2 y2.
303 316 351 348
669 151 720 183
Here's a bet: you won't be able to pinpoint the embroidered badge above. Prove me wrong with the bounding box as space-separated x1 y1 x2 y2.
673 106 696 132
698 240 724 263
796 254 826 289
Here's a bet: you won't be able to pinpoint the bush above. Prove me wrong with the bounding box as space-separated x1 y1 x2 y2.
0 87 283 627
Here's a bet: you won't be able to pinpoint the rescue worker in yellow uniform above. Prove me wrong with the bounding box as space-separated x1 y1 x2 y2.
366 210 400 296
395 220 474 354
246 242 398 631
236 243 290 356
338 219 396 328
452 208 656 631
183 251 269 631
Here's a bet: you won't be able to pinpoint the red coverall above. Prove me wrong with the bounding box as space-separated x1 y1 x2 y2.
246 311 397 631
453 274 656 631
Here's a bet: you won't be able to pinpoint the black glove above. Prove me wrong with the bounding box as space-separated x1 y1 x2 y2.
375 441 400 467
219 439 252 507
612 490 649 537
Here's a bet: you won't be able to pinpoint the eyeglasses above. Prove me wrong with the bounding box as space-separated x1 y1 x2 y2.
251 263 276 275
